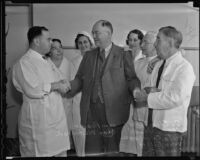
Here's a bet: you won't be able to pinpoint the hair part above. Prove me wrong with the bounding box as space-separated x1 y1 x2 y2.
27 26 48 44
159 26 183 49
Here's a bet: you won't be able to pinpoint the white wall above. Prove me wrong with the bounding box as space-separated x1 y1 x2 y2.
6 6 30 138
33 3 199 48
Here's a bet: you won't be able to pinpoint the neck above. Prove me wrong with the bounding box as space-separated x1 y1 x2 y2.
101 41 112 50
30 46 43 55
146 49 157 58
132 48 140 55
166 48 178 59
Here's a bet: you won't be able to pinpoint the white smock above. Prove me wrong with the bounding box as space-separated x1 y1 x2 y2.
12 49 70 157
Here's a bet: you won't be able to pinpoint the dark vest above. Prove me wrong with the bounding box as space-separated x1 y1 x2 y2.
91 49 107 103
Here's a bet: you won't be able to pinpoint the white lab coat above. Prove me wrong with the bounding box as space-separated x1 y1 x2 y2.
70 51 86 156
12 49 70 157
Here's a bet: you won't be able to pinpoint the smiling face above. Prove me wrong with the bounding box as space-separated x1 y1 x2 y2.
50 41 63 60
77 35 92 53
127 33 141 49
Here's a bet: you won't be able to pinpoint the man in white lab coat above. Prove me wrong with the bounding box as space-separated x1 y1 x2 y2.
12 26 71 157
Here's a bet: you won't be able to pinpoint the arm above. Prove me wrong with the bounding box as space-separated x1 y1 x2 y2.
123 50 141 93
148 66 195 109
66 53 88 98
12 60 62 99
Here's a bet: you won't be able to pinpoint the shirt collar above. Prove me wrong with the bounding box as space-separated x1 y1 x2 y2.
134 50 145 62
28 49 46 60
165 51 181 67
100 43 112 58
147 55 157 61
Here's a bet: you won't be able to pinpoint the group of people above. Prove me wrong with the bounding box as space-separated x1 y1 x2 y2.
12 19 196 157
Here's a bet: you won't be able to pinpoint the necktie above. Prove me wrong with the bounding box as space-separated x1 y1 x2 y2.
156 60 166 88
99 49 106 63
148 60 166 126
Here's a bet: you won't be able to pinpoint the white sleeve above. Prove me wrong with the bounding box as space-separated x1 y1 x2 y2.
12 60 51 99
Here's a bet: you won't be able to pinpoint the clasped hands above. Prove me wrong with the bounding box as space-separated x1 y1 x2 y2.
133 87 161 102
51 79 71 95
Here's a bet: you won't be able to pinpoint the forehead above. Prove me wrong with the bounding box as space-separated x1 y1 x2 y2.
78 36 89 42
144 34 152 42
157 31 166 39
92 22 109 32
41 30 50 38
129 33 138 39
52 41 61 47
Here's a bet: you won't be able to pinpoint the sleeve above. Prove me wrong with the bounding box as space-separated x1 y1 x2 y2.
148 65 196 109
123 50 141 92
12 60 51 99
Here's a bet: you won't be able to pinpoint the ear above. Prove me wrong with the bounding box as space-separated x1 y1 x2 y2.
33 37 40 46
168 38 174 48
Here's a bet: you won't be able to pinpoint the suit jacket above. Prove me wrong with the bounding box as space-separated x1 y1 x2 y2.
67 43 140 127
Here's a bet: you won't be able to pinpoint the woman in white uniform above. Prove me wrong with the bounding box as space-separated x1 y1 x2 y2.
46 39 73 150
70 31 94 156
120 29 145 156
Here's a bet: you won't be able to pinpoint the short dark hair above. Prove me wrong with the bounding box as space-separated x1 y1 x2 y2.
75 34 93 49
126 29 144 45
159 26 183 49
98 20 113 34
52 38 62 47
27 26 48 44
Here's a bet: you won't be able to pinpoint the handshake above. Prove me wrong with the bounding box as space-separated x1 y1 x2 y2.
133 87 161 102
51 79 71 95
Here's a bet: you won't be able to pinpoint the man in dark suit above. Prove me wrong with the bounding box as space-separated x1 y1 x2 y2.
67 20 140 156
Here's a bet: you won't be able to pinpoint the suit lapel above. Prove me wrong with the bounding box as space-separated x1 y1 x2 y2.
91 48 99 79
103 44 118 75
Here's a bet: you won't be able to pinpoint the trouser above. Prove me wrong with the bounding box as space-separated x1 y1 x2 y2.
85 98 123 156
142 125 184 156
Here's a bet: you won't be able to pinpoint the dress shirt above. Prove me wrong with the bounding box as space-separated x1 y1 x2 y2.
102 43 112 59
148 51 196 132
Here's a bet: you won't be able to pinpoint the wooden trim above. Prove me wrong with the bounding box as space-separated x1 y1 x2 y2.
181 47 199 51
62 46 199 51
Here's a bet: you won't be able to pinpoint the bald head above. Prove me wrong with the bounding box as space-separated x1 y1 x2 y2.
141 31 157 57
144 31 157 43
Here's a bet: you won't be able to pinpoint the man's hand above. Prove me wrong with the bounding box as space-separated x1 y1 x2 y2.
51 79 71 94
134 89 148 102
